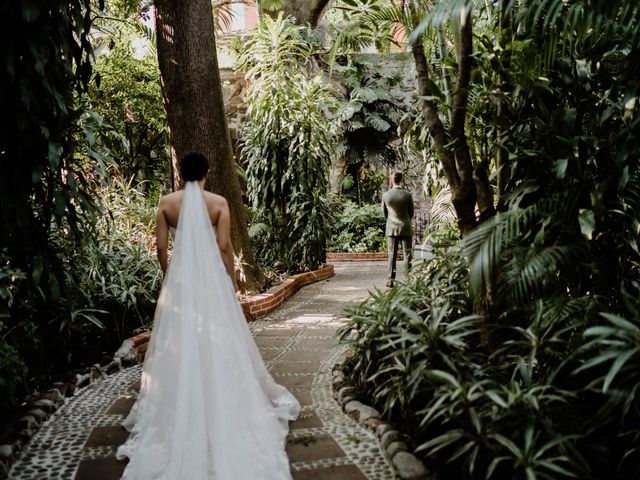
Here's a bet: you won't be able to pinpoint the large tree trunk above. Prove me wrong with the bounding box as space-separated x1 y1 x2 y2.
155 0 265 291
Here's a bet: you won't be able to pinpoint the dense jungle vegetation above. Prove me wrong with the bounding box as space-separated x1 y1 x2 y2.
1 2 639 478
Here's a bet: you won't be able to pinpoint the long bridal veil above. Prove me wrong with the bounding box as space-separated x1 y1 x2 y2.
116 181 300 479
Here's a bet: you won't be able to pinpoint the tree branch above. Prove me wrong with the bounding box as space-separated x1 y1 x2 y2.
449 4 479 234
411 41 459 189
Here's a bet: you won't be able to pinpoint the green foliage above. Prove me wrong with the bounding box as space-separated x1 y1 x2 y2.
340 1 640 478
0 178 161 416
0 0 103 412
341 238 639 479
328 200 386 253
80 179 162 338
332 55 413 189
341 167 387 205
86 19 170 190
340 241 473 423
239 14 336 272
327 0 404 55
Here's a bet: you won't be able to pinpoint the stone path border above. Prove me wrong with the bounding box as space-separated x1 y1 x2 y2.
331 366 430 480
7 262 396 480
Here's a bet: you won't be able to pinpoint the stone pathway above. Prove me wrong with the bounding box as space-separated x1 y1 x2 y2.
8 262 395 480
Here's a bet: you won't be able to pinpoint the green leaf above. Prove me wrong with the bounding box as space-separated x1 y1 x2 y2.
553 159 568 179
578 209 595 240
603 348 638 393
491 433 522 460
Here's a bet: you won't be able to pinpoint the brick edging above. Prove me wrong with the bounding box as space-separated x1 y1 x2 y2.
115 264 335 364
327 252 403 262
241 263 334 320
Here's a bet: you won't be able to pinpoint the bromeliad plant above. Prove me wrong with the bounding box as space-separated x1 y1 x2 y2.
238 13 337 272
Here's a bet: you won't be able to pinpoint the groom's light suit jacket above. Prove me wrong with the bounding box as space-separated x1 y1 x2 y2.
382 186 414 238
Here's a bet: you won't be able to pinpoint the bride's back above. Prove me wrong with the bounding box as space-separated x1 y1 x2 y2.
159 189 226 229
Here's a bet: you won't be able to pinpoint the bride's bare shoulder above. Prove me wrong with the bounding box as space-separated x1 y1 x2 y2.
202 191 229 224
159 190 183 205
202 191 228 209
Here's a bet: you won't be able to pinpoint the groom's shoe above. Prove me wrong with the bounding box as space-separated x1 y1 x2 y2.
386 280 394 288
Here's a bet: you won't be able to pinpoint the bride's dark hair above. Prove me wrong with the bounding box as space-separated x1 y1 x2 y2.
180 152 209 181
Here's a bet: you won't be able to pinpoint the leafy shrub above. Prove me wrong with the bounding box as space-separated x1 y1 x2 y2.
328 200 386 252
81 178 162 339
239 14 336 272
86 17 171 191
339 168 387 206
0 179 161 417
341 238 640 479
333 55 413 168
0 253 29 410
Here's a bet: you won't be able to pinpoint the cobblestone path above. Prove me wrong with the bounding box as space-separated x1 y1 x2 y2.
9 262 394 480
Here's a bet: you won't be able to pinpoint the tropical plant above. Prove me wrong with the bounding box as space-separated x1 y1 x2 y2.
340 1 640 478
239 13 337 272
328 200 386 252
333 56 410 165
0 0 105 414
331 55 414 203
86 33 171 191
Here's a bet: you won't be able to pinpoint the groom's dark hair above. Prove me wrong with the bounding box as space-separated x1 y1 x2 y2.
180 152 209 181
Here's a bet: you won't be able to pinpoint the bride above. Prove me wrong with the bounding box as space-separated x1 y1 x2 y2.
116 152 300 479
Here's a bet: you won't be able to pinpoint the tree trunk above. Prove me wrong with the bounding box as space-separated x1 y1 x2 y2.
473 161 495 221
411 41 477 235
449 5 479 236
155 0 265 291
436 26 453 124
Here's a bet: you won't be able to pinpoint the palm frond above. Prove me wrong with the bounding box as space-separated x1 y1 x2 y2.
257 0 285 13
430 186 456 226
511 1 640 74
409 0 472 44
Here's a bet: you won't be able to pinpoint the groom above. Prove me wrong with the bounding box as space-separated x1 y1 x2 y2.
382 171 414 288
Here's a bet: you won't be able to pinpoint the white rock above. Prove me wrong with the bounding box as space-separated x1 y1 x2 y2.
376 422 393 438
380 429 400 449
344 400 364 420
33 399 55 413
74 373 90 389
114 339 138 365
0 445 13 460
386 440 407 459
392 451 430 480
340 395 354 407
26 409 48 421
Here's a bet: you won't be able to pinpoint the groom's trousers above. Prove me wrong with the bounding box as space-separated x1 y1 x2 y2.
387 235 412 280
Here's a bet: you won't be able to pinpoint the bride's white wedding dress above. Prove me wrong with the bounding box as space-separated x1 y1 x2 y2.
116 181 300 479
